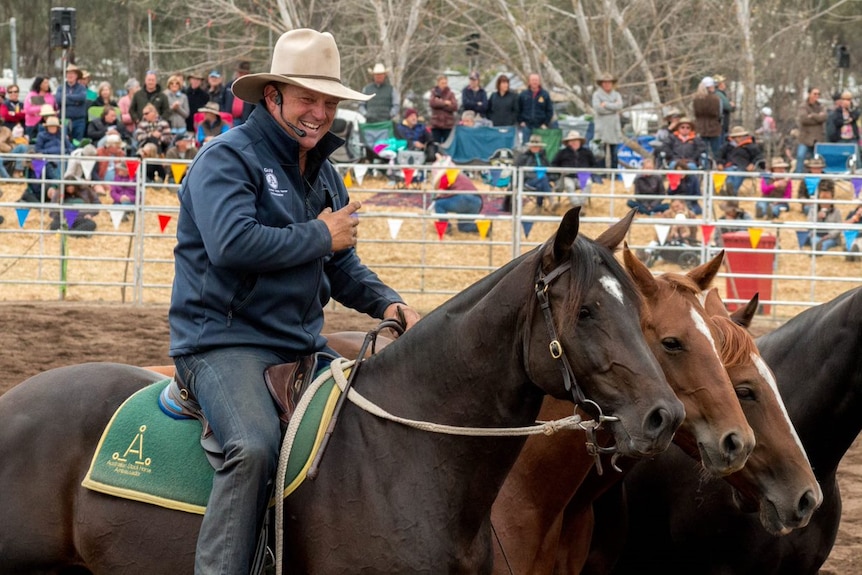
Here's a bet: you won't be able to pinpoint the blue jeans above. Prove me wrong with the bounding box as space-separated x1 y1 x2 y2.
809 235 838 251
755 200 789 218
795 144 814 173
174 346 288 575
435 194 483 232
703 136 721 159
525 175 551 206
70 117 86 142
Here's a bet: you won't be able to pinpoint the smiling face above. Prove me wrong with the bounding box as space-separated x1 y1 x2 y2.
268 83 340 152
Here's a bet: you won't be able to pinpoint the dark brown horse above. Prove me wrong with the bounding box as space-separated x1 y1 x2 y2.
0 208 685 574
490 249 756 574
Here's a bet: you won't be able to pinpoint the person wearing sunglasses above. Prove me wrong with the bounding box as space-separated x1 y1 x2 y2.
1 85 25 128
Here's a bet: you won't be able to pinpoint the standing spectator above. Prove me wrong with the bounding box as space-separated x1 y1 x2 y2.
551 129 599 206
517 72 553 139
428 74 458 143
515 134 552 210
803 182 843 252
24 77 56 139
756 157 792 219
713 74 735 141
206 70 225 107
716 125 763 195
827 90 860 143
133 103 173 153
222 61 255 126
184 71 209 133
394 107 434 162
461 71 488 118
196 101 230 145
626 155 668 215
486 74 519 127
163 74 190 134
55 64 88 142
87 105 132 148
117 78 139 134
359 63 400 123
130 71 169 124
693 76 722 158
592 72 624 171
795 87 827 173
80 70 98 105
1 84 25 128
91 81 118 113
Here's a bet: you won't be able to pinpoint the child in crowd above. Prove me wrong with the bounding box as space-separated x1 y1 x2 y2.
756 157 792 219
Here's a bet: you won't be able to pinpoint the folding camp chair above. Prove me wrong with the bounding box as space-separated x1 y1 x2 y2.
358 120 396 164
813 142 857 174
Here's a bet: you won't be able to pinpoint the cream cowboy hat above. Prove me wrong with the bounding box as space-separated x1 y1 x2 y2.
368 63 387 75
596 72 617 85
562 130 586 142
231 29 371 103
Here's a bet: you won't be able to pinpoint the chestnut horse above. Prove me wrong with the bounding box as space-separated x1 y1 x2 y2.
0 209 685 574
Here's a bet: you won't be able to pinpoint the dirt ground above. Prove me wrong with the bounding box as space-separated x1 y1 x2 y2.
0 302 858 573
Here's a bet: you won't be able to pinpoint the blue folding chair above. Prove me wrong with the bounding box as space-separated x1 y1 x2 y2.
813 142 858 174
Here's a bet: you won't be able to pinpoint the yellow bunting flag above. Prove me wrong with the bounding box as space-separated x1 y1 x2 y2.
343 170 353 188
476 219 491 239
445 168 460 185
748 227 763 248
171 163 188 185
712 173 727 192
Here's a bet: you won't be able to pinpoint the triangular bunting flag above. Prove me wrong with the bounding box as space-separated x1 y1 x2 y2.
171 163 188 185
403 168 415 187
353 165 368 185
476 219 491 239
31 158 46 179
535 167 547 180
127 159 140 179
81 160 95 180
434 220 448 239
108 209 125 230
844 230 859 249
577 171 591 189
445 168 460 185
621 172 636 189
387 218 403 239
158 214 171 233
712 173 727 192
667 172 682 191
64 210 79 229
853 178 862 198
796 230 810 248
701 224 715 243
804 176 820 197
655 224 671 245
343 170 353 188
15 208 30 228
522 220 534 238
748 228 763 248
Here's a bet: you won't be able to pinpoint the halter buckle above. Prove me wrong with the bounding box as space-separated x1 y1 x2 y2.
549 340 563 359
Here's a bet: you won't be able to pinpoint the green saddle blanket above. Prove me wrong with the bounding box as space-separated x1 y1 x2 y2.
82 372 341 514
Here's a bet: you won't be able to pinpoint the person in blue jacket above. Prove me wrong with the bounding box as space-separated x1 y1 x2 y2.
54 64 89 142
517 72 554 140
169 29 421 575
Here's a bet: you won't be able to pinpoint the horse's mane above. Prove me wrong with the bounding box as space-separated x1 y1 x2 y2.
710 315 759 368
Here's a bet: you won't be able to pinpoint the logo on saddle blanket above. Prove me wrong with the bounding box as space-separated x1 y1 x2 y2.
82 372 341 514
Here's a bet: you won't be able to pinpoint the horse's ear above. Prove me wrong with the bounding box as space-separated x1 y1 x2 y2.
550 206 582 263
595 209 636 251
703 287 727 317
730 293 759 328
623 243 658 299
687 250 724 291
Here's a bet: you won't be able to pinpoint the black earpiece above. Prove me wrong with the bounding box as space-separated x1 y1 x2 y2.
274 92 282 106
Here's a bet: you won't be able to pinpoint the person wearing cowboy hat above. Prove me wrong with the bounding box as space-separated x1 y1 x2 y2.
168 29 420 574
654 107 683 157
797 156 827 215
716 125 763 195
195 100 229 145
515 134 553 210
551 129 598 206
222 61 256 126
713 74 735 140
757 157 792 219
592 72 624 171
359 62 400 123
714 199 753 245
54 63 89 142
34 114 74 184
667 116 708 214
183 71 209 132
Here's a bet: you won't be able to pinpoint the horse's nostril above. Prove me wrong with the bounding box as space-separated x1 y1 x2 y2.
722 432 745 458
797 489 819 519
645 407 669 435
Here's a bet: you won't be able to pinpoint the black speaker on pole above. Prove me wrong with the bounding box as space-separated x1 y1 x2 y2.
50 8 76 49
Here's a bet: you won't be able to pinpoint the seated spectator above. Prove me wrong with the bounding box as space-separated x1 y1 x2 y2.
110 160 135 206
94 132 127 193
64 142 98 181
138 141 166 183
165 133 198 184
459 110 477 127
486 74 519 127
431 156 483 234
35 115 74 182
1 84 26 128
756 157 791 219
802 182 842 252
714 199 753 245
845 202 862 260
796 156 826 216
196 101 229 146
48 175 99 236
0 122 30 179
653 107 682 164
637 198 698 265
163 74 190 134
394 108 435 162
133 103 173 153
117 78 139 134
626 155 668 215
716 125 763 195
515 134 552 210
551 130 599 208
667 117 707 215
87 105 133 148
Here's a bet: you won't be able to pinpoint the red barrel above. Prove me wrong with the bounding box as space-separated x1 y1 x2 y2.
722 231 776 313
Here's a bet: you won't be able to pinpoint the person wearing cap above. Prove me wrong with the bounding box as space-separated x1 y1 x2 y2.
395 107 434 162
359 63 400 124
517 72 554 138
827 90 860 143
716 125 763 195
693 76 722 158
130 70 169 124
183 71 209 133
795 87 827 173
551 129 598 206
461 70 488 118
429 74 458 143
195 101 229 145
431 154 483 233
24 77 56 139
713 74 735 140
222 61 256 126
486 74 519 127
592 72 624 171
54 64 88 141
714 199 753 244
168 29 420 573
515 134 553 210
165 132 198 166
206 69 225 107
757 157 792 219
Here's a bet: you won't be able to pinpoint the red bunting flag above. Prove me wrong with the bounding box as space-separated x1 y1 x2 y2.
158 214 171 233
403 168 415 187
126 160 140 179
700 224 715 243
434 221 448 239
667 172 682 191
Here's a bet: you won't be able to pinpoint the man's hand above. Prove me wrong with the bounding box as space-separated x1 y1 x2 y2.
318 201 361 251
384 303 421 337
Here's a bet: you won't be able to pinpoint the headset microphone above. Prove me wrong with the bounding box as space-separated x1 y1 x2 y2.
273 90 307 138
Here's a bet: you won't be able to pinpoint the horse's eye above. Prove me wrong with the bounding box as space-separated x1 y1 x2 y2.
735 386 755 400
578 306 591 320
661 338 683 352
